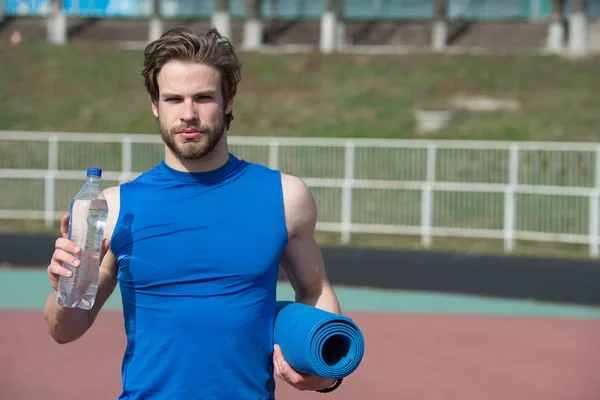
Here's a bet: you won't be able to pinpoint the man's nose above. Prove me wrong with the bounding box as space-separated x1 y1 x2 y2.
181 100 198 122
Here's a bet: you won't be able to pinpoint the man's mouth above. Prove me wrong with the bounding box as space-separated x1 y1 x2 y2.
178 130 201 139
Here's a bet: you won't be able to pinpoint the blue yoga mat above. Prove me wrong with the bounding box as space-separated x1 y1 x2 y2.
274 301 365 380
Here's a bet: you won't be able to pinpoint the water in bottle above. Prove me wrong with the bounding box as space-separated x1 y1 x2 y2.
56 167 109 310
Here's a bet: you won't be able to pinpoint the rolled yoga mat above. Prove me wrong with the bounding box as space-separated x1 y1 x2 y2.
274 301 365 380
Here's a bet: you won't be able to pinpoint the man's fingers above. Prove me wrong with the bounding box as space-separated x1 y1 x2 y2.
60 214 70 239
52 248 80 268
273 345 292 380
278 358 304 386
55 237 80 255
273 345 295 386
273 355 282 377
273 345 284 362
273 345 284 378
48 262 73 278
273 344 307 389
274 344 334 393
275 365 298 388
48 215 76 291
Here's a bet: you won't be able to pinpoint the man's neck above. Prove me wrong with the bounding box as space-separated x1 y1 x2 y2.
164 137 230 173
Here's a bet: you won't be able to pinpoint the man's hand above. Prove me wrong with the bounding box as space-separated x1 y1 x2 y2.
47 214 110 291
273 344 337 392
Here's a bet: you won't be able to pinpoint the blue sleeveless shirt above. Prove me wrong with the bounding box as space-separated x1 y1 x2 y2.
109 153 288 399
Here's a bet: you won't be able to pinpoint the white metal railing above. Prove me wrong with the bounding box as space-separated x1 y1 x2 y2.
1 130 599 258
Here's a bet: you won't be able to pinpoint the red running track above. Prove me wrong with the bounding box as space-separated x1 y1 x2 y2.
2 310 600 399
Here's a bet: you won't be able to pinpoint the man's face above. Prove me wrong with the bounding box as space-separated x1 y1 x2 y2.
152 61 233 161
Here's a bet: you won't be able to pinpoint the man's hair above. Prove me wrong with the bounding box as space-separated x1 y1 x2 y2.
142 27 243 129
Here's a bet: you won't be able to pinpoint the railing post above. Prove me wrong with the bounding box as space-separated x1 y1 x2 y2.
341 141 355 244
529 0 542 20
120 136 132 184
373 0 383 17
45 135 59 230
589 145 600 258
421 143 436 248
504 143 519 253
269 139 279 170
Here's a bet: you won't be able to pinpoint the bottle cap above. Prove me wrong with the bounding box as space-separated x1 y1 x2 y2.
87 167 103 178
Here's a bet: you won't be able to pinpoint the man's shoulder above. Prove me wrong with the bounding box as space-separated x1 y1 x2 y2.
280 173 317 237
102 185 122 238
103 185 121 198
280 173 310 198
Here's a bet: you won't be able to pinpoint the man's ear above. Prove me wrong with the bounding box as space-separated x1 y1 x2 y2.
225 97 234 115
151 100 159 118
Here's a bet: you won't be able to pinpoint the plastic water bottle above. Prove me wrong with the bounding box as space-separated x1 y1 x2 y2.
56 167 109 310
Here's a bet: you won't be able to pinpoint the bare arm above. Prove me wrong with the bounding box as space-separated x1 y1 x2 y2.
279 174 341 315
43 186 120 344
274 174 342 391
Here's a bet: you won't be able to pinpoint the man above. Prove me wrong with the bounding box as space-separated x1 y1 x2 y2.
43 27 344 399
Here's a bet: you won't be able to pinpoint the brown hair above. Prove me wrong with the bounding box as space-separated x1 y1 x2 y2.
142 27 243 129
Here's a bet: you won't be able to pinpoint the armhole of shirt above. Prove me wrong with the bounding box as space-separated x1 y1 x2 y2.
276 170 290 249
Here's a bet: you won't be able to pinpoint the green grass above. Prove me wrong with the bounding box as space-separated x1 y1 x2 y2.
2 43 600 259
2 42 600 141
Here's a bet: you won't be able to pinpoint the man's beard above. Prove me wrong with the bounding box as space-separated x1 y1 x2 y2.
158 114 226 161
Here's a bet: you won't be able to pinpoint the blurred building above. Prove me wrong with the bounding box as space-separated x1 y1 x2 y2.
2 1 600 20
